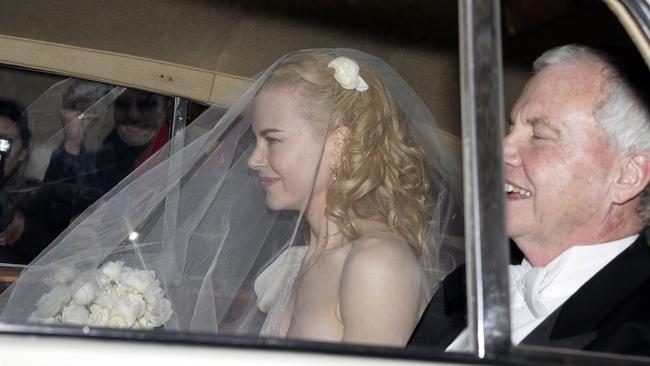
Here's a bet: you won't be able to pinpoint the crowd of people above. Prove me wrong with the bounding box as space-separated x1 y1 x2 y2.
0 83 171 263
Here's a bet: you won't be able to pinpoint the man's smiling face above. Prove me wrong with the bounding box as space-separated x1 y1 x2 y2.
504 60 621 260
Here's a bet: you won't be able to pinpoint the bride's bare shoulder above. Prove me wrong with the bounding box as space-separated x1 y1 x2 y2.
338 230 424 342
342 231 420 280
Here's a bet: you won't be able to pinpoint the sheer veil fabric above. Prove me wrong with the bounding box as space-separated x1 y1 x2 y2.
0 49 462 336
7 78 122 189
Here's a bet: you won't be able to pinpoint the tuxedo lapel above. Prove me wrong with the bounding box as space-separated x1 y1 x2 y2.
442 264 467 316
523 309 598 349
408 264 467 348
411 235 650 352
522 235 650 348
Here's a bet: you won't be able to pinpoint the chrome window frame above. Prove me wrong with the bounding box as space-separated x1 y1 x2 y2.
459 0 510 358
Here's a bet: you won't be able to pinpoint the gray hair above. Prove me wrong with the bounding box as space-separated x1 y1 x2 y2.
533 44 650 222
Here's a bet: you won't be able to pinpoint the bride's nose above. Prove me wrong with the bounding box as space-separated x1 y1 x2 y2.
247 143 266 170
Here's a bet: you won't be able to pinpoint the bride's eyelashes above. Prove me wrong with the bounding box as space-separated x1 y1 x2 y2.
266 136 280 145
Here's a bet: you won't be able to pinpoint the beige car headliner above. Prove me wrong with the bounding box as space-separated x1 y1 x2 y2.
0 0 647 152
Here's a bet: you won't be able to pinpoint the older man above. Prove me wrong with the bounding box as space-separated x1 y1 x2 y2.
409 44 650 356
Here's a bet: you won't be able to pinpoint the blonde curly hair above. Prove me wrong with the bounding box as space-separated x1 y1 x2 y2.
261 51 432 260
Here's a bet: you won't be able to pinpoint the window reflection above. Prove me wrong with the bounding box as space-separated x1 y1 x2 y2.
0 72 173 266
43 84 172 222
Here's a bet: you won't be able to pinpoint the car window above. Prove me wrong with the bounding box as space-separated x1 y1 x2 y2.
0 1 648 365
499 0 650 362
0 2 468 358
0 69 175 265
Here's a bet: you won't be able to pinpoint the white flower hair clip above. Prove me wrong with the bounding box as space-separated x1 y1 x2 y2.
327 56 369 92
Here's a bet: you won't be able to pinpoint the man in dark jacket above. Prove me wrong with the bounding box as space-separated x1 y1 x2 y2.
0 99 71 263
44 83 171 220
410 45 650 357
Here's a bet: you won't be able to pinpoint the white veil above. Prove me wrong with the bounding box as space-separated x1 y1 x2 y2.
0 49 462 336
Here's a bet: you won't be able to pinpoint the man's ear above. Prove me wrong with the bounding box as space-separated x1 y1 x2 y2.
612 152 650 204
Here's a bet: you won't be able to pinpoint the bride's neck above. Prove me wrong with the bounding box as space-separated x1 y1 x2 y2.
305 196 343 251
304 198 394 252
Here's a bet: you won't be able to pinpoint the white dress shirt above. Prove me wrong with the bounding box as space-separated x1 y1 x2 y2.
446 235 637 352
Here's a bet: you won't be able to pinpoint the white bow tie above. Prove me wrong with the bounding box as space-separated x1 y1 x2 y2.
521 267 549 318
510 261 565 319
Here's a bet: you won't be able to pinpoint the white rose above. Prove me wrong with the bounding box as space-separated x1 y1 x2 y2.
124 292 146 319
144 296 173 327
34 285 71 318
113 298 138 327
107 315 128 328
100 261 124 280
72 280 99 306
144 281 163 300
88 304 110 327
43 266 79 287
94 287 118 309
61 304 90 325
116 283 137 297
94 272 112 288
134 317 154 330
120 270 155 292
327 57 369 91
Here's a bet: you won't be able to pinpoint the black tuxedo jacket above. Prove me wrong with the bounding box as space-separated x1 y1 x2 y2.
408 235 650 357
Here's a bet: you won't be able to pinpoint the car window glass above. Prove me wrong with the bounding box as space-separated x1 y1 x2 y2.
0 70 173 266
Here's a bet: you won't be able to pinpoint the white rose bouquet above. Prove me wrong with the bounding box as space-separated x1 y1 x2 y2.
29 261 173 330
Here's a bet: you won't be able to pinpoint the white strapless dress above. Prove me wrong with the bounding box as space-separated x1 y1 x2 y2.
256 246 307 337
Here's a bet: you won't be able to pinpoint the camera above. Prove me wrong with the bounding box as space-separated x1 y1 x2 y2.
0 137 15 232
0 136 12 185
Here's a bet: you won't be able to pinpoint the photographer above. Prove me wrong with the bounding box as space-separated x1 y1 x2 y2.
44 82 172 215
0 99 69 263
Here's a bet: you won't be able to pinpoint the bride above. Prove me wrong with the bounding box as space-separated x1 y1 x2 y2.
250 51 461 345
0 49 461 346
